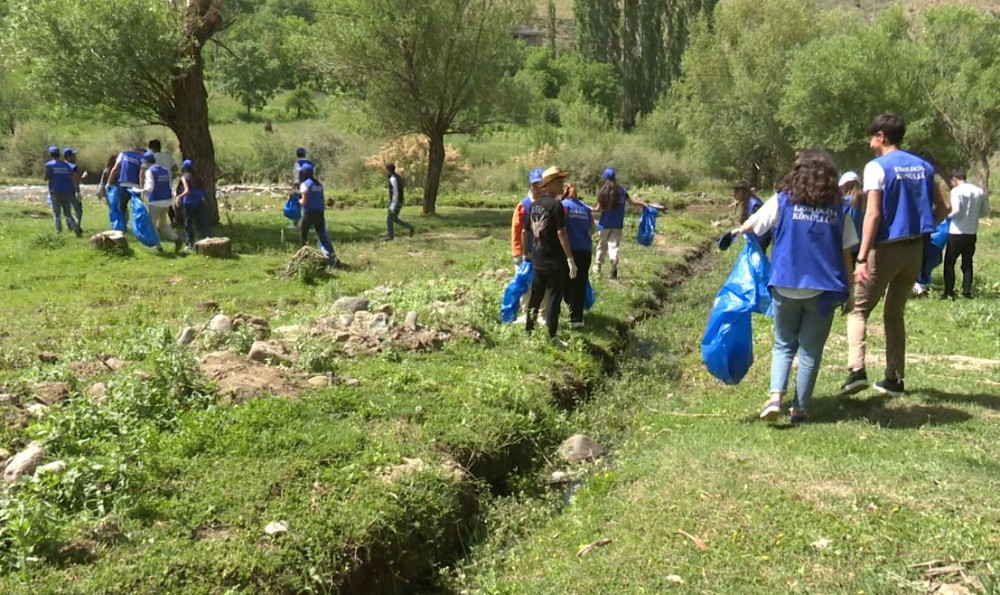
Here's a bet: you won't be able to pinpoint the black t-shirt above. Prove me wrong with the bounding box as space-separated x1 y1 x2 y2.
526 194 566 271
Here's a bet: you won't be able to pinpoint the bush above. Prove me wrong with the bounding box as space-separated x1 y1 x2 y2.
365 134 469 191
0 120 55 177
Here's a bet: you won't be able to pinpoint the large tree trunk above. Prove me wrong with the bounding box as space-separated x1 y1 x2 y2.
172 58 220 224
423 131 446 214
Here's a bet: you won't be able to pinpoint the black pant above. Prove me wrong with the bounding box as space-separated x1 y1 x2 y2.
944 234 977 296
565 249 592 323
301 210 334 256
525 266 566 338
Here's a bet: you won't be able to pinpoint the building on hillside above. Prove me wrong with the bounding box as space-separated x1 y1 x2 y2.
511 25 544 46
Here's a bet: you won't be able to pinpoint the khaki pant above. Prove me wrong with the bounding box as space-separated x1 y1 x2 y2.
595 228 622 268
847 237 923 380
149 203 178 242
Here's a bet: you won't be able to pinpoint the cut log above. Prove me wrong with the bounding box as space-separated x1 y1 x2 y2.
195 237 232 258
89 231 128 253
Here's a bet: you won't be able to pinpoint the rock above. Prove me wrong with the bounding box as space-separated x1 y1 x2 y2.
133 371 153 381
198 301 219 312
0 393 17 405
177 326 198 346
26 403 49 417
550 471 572 484
377 304 394 316
264 520 289 536
273 325 304 338
342 377 361 388
209 314 233 334
35 460 67 477
102 356 127 371
38 352 59 364
307 376 331 388
337 314 354 328
233 313 270 335
88 382 107 400
557 434 605 464
0 448 10 462
33 382 71 406
334 331 352 343
333 297 369 314
404 311 419 330
248 341 291 366
368 313 391 338
4 443 45 481
371 285 392 296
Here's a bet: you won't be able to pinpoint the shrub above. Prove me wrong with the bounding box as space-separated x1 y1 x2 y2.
0 120 55 177
365 134 469 190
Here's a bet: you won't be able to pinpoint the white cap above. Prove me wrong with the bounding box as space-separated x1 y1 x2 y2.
838 171 859 187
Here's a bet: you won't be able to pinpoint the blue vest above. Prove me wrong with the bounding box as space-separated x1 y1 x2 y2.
746 196 763 218
769 193 849 303
118 151 143 187
302 178 325 212
520 196 534 253
294 158 313 175
562 198 593 252
148 164 172 201
182 173 205 206
598 186 628 229
872 150 935 243
844 195 865 250
45 160 75 193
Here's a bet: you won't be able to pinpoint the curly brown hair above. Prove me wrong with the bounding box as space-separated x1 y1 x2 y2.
786 150 841 208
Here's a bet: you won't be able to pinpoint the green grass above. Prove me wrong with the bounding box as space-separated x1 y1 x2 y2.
450 220 1000 593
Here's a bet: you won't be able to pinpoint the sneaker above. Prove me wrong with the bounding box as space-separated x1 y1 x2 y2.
759 396 782 422
569 321 584 329
592 265 601 276
549 337 568 349
610 267 618 280
873 378 905 397
912 283 928 297
514 315 528 325
174 240 183 253
962 292 973 299
940 292 955 301
409 227 415 237
74 226 83 238
839 368 869 395
789 408 808 425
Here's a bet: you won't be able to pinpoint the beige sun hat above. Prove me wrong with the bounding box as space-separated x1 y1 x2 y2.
540 166 570 187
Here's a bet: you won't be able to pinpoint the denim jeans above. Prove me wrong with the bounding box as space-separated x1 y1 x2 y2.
770 291 836 413
50 192 77 233
386 207 412 239
71 193 83 228
182 202 211 247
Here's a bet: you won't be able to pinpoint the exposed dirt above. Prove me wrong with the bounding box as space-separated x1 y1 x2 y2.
199 350 313 403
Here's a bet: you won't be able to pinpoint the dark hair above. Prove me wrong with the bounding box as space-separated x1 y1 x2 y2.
867 113 906 146
148 139 161 151
105 154 116 169
786 150 841 208
385 163 396 173
597 179 621 211
951 168 966 181
733 180 752 199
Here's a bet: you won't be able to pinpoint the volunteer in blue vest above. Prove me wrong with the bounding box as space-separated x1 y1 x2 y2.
63 148 84 230
512 168 543 267
288 148 312 229
942 168 990 300
733 180 770 250
561 182 595 329
106 147 144 230
142 151 182 252
840 171 864 261
592 168 646 279
298 163 336 258
44 146 81 236
385 163 414 240
523 166 577 342
148 139 178 227
841 114 949 398
176 159 212 250
735 150 858 424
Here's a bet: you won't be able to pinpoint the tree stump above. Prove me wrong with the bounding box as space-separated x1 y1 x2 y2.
195 237 232 258
282 246 329 279
89 231 128 253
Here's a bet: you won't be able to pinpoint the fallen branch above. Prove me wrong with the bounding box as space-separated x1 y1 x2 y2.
576 538 612 557
675 529 708 551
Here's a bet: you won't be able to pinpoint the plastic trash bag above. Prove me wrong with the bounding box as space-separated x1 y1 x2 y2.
637 206 658 246
500 260 534 323
930 218 950 251
130 191 161 248
318 222 333 259
284 193 302 223
107 186 127 231
701 234 772 384
584 281 596 311
46 193 52 208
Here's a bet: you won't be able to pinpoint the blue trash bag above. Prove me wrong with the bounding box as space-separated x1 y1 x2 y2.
130 191 161 248
284 193 302 223
500 260 534 323
318 222 333 259
46 193 52 208
701 234 772 384
930 218 950 251
584 281 596 311
637 206 658 246
107 186 127 231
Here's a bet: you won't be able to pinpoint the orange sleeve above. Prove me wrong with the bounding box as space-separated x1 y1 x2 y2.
512 204 524 257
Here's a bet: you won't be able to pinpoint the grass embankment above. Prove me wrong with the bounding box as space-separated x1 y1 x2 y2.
0 192 716 592
455 220 1000 594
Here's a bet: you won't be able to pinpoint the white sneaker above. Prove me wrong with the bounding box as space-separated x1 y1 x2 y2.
592 265 601 276
514 315 527 325
912 283 928 297
569 321 584 329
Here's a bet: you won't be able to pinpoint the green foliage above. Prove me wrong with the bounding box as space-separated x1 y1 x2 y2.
213 17 285 117
0 120 53 177
284 87 318 119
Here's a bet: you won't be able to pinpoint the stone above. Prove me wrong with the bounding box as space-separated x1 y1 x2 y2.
377 304 394 316
0 393 17 405
264 520 289 536
133 371 154 381
307 376 331 388
248 341 291 366
333 297 369 314
342 378 361 388
209 314 233 334
371 285 393 296
368 313 391 338
0 448 10 462
177 326 198 346
88 382 107 400
337 314 354 328
33 382 71 406
334 331 352 343
35 460 67 477
4 442 45 481
198 301 219 312
38 352 59 364
273 325 304 338
26 403 49 417
404 311 419 330
102 356 127 371
557 434 605 464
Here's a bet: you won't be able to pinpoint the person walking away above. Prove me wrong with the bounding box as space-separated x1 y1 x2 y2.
107 147 145 229
288 148 313 229
733 180 771 250
175 159 212 250
592 168 647 279
842 114 950 397
839 172 864 259
149 139 178 227
142 151 182 252
297 163 336 259
736 151 858 424
561 182 595 329
97 154 120 224
43 146 80 236
63 148 84 230
385 163 414 240
942 169 990 299
523 166 578 343
512 168 544 322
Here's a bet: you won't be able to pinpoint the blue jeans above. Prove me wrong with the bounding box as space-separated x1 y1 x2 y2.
770 291 836 413
50 192 77 232
71 193 83 228
182 202 211 247
387 207 412 239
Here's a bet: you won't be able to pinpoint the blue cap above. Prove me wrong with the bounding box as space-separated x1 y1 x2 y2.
181 159 193 169
602 168 616 181
528 168 543 184
63 147 76 157
296 147 307 157
48 146 60 156
299 162 314 172
142 151 156 163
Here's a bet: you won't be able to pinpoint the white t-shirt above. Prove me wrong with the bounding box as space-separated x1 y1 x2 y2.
746 193 859 299
154 152 175 174
862 161 885 193
949 181 990 235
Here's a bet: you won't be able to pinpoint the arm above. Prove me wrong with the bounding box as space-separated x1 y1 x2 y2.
512 205 524 258
176 175 191 204
143 169 155 197
520 227 530 260
855 189 882 282
72 168 82 192
107 161 121 185
43 165 49 182
299 182 308 207
737 194 778 235
557 229 573 260
624 190 647 209
389 177 399 208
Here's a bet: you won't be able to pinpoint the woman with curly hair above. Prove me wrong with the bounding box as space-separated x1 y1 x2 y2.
732 150 859 424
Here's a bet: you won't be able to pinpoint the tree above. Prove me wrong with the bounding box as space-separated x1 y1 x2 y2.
326 0 530 213
919 5 1000 193
214 18 284 116
285 87 318 118
3 0 230 221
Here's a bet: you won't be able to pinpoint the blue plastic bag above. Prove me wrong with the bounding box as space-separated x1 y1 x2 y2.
500 260 534 323
637 206 658 246
930 218 950 251
107 186 127 231
701 234 772 384
318 222 333 259
130 191 161 248
284 194 302 222
584 281 596 311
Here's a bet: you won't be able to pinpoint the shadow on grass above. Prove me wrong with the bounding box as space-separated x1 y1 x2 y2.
808 393 972 428
916 388 1000 412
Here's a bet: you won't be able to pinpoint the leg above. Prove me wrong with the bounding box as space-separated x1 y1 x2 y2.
769 292 802 398
543 269 566 338
943 236 959 297
793 296 836 414
72 194 83 228
607 229 622 277
183 205 196 247
524 269 548 335
386 210 394 240
568 250 591 324
300 211 312 247
392 210 413 234
56 194 78 232
314 213 332 254
961 235 976 297
881 240 922 382
319 220 335 258
846 245 894 373
51 194 62 233
594 229 609 272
